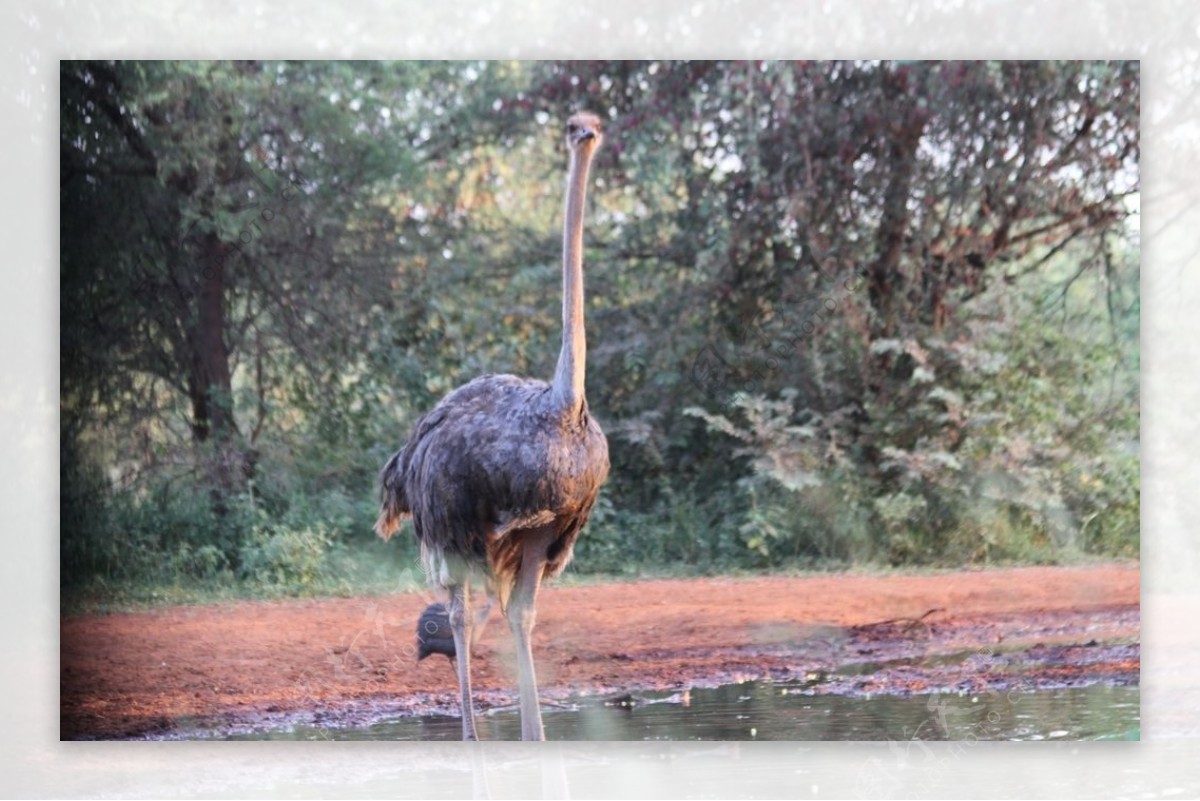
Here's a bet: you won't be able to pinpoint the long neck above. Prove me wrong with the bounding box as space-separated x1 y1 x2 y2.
551 146 594 415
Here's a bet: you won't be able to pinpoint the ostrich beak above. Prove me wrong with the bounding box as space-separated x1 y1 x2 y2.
571 127 598 147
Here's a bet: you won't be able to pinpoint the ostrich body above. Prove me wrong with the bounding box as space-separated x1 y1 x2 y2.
416 601 492 662
416 602 457 662
376 113 609 741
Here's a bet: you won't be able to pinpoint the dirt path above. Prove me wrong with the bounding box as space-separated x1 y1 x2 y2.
60 564 1139 739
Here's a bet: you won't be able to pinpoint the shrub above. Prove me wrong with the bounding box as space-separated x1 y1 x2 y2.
238 521 334 587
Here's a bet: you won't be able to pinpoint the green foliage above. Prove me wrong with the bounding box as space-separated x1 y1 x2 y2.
238 520 333 587
60 60 1140 607
682 236 1138 568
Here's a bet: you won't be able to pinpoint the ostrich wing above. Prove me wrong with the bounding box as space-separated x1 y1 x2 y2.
375 403 450 541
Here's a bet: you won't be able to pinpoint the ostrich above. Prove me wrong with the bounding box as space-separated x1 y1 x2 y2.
415 600 492 663
376 112 610 741
416 603 457 662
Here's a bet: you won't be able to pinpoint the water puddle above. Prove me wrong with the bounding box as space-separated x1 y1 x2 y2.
226 680 1138 741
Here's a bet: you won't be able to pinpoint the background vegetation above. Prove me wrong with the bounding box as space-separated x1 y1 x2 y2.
60 60 1139 606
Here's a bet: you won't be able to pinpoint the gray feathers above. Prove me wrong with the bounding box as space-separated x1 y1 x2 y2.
416 602 455 662
377 373 609 595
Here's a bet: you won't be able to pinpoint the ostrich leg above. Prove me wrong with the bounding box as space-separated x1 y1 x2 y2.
507 531 553 741
447 582 479 741
471 596 494 648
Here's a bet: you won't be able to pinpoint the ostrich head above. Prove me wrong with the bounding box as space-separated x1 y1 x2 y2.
565 112 603 154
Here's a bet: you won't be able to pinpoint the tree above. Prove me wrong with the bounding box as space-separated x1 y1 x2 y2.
61 60 421 494
61 60 1140 589
516 60 1139 561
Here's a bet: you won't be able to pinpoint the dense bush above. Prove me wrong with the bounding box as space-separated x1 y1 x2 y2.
60 60 1139 606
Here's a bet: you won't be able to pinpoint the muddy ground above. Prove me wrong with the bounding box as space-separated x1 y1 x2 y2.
59 564 1139 739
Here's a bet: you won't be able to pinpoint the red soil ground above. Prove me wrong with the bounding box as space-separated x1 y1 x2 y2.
60 564 1139 739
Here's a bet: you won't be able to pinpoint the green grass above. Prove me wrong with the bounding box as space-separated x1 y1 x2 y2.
61 537 1137 616
61 536 425 615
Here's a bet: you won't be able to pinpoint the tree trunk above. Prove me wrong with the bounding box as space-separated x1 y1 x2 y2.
185 230 251 501
188 231 238 444
868 68 928 339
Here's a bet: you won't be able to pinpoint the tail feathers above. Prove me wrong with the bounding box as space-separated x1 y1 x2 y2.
375 449 411 541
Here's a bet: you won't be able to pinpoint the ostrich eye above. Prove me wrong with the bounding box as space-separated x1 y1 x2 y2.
567 123 578 134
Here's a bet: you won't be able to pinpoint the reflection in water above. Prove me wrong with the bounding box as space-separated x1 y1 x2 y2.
229 682 1139 742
